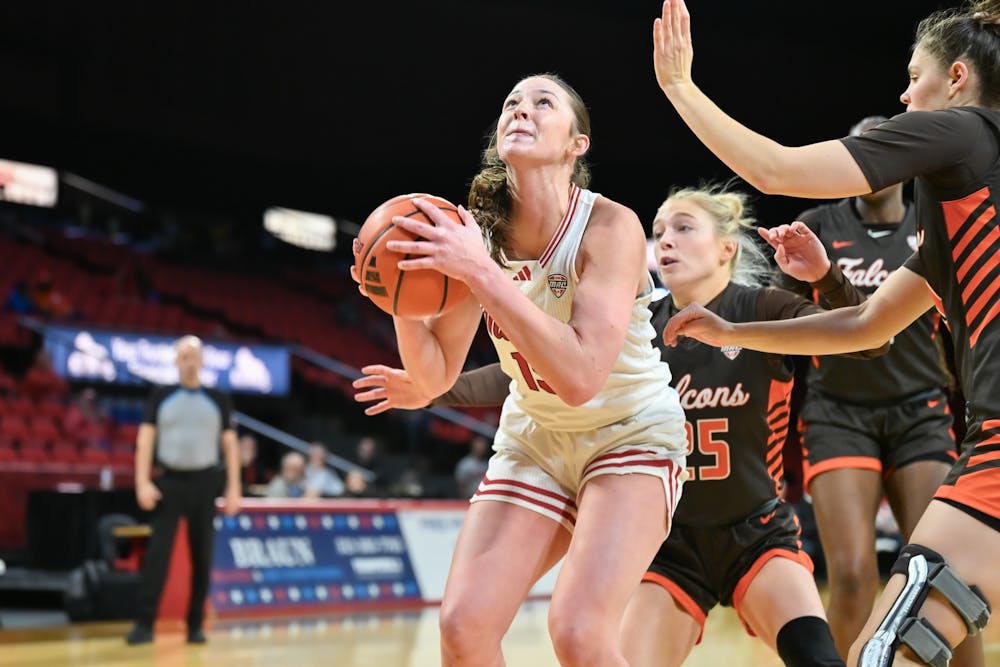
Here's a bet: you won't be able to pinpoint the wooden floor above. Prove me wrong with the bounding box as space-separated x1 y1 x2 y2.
2 600 1000 666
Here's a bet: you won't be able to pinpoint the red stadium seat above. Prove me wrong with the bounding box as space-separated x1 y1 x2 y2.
51 443 82 464
1 416 29 442
80 447 111 465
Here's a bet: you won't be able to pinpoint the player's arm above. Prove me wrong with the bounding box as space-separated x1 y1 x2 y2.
134 422 161 510
470 201 644 406
666 266 933 354
392 293 484 398
653 2 869 198
388 197 644 406
759 282 889 358
353 362 509 415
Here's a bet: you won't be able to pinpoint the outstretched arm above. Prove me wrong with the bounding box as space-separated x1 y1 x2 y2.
653 0 871 198
664 266 934 354
353 363 509 415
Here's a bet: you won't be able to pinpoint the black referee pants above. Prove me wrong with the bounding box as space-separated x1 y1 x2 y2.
134 467 222 630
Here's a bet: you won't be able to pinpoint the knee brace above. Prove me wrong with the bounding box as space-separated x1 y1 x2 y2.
858 545 991 667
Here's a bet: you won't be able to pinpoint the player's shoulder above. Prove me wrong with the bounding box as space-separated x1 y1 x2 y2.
588 193 641 227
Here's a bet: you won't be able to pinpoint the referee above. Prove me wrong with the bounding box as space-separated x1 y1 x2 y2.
125 335 241 645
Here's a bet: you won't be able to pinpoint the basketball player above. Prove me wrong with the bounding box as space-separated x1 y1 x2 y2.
775 116 970 662
355 184 891 666
352 74 688 666
655 1 1000 663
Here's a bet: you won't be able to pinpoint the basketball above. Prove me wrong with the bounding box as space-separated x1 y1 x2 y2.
354 193 472 319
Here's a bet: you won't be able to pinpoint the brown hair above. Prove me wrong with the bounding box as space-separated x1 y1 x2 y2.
468 73 592 265
915 0 1000 108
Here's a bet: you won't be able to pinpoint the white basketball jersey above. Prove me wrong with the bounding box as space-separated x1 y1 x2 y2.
484 185 680 431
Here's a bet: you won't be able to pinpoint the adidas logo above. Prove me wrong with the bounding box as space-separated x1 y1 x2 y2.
512 266 532 282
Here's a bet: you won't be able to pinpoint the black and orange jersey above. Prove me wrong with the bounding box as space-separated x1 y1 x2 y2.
777 198 950 402
843 107 1000 429
436 270 878 527
651 281 876 526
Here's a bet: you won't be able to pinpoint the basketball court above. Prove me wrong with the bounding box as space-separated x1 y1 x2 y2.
4 595 1000 667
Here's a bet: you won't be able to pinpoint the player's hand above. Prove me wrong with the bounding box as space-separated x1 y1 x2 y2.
663 302 737 348
758 221 831 283
353 364 433 415
653 0 694 92
387 200 490 284
223 485 241 516
350 238 368 297
136 480 162 511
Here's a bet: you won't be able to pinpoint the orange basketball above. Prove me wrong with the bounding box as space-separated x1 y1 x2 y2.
354 193 472 319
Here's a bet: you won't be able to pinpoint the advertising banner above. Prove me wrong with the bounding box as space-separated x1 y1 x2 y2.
43 326 290 395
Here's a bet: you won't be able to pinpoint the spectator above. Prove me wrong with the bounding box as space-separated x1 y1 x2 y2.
31 270 75 319
20 348 69 402
454 435 490 499
63 387 111 448
3 280 35 315
304 442 345 498
265 451 308 498
351 436 386 492
343 468 376 498
238 433 268 495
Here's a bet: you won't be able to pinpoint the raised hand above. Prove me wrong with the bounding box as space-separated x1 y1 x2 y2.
386 200 489 284
652 0 694 92
757 221 831 283
353 364 433 415
662 302 737 348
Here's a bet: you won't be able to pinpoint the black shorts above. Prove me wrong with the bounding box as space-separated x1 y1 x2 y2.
798 389 957 491
643 500 813 642
935 416 1000 530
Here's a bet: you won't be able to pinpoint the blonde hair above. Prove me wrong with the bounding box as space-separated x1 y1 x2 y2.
658 184 773 288
468 73 592 266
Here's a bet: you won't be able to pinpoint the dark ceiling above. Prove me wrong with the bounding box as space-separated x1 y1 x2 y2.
0 1 950 236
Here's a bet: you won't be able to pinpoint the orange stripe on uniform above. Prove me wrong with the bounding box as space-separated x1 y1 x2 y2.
955 206 997 280
969 448 1000 468
641 572 707 643
958 224 999 287
970 297 1000 348
935 469 1000 522
942 186 990 241
803 456 882 492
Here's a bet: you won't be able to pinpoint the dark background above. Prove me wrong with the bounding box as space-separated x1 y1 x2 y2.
0 0 950 253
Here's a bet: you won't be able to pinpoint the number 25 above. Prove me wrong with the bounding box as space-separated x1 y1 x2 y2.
683 418 731 481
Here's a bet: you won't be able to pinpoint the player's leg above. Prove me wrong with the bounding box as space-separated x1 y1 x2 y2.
547 470 677 667
439 499 569 667
621 529 714 667
886 460 985 667
621 581 703 667
885 459 952 540
439 445 575 667
847 501 998 666
737 556 843 666
882 401 985 667
810 467 883 656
